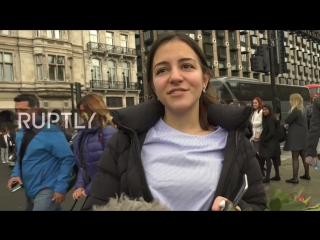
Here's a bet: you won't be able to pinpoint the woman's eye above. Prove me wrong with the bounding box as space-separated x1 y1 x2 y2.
156 69 166 75
183 64 193 69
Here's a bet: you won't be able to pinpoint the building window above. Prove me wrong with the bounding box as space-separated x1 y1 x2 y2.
36 55 44 80
92 58 102 80
106 97 123 108
48 55 65 81
107 60 116 82
0 53 13 82
135 36 140 46
219 70 227 76
47 30 60 39
122 62 130 88
0 30 10 35
126 97 135 107
35 30 41 37
263 74 269 82
143 30 151 41
120 34 128 54
253 73 260 80
106 32 113 45
231 71 239 77
90 30 98 43
240 35 246 43
157 30 165 35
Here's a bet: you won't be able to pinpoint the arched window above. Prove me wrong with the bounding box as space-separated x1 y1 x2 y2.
92 58 101 80
107 60 116 83
122 62 130 88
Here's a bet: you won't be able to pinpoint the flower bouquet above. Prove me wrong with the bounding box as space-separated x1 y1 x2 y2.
228 187 320 211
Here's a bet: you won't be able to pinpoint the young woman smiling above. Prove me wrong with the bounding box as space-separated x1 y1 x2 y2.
82 32 267 211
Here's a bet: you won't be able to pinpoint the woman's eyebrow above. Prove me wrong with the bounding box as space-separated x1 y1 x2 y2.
153 58 196 70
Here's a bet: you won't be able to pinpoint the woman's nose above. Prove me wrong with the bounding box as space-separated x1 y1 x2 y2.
169 67 183 83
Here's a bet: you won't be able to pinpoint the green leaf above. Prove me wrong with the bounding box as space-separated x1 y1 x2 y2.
306 203 320 209
272 189 282 199
280 201 306 211
269 197 282 211
277 192 290 204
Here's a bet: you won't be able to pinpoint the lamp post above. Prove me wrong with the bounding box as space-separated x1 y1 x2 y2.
122 72 125 89
90 69 93 88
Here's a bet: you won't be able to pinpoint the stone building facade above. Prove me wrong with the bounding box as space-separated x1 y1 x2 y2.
135 30 320 102
0 30 140 126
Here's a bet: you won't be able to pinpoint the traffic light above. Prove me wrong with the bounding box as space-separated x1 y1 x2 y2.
257 44 270 72
75 82 83 104
251 56 264 72
250 44 270 73
275 30 288 75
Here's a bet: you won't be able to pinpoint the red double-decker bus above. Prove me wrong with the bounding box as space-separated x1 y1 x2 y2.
306 84 320 98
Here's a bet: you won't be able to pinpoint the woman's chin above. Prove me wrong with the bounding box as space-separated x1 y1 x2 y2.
165 101 196 113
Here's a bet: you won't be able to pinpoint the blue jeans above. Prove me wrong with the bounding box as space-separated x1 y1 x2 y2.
31 188 63 211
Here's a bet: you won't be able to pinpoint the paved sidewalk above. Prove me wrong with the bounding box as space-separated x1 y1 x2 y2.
264 149 319 207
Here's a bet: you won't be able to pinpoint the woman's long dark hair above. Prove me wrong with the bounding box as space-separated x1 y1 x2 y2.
262 104 278 128
145 32 219 130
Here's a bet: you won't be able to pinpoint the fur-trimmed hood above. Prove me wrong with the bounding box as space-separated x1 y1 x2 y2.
93 194 170 211
111 99 252 133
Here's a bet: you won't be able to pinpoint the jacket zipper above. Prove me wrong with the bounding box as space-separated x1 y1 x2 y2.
112 116 153 201
221 115 251 196
113 110 251 202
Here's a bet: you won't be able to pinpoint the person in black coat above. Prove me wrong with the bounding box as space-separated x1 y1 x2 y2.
306 96 320 164
259 104 281 183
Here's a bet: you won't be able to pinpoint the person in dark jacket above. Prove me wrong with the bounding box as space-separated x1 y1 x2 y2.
284 93 309 184
259 105 281 183
82 32 267 211
0 126 9 163
306 96 316 129
238 101 247 107
72 93 116 201
245 121 253 140
306 96 320 165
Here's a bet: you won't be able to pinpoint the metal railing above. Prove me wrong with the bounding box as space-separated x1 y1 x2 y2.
87 42 136 56
90 80 139 90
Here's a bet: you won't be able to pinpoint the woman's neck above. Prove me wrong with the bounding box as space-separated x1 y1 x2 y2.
162 104 205 135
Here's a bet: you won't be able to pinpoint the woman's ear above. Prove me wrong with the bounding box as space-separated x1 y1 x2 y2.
203 73 210 89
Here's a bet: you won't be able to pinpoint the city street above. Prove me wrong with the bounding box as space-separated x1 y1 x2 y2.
0 149 319 210
0 164 86 211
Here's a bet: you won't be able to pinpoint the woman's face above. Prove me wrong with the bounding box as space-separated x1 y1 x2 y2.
252 99 259 109
152 40 209 113
79 104 90 122
262 107 270 116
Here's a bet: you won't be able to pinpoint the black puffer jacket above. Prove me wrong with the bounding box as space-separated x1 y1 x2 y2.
83 100 267 211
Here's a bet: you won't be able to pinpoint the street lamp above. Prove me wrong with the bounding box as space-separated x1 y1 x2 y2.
122 72 125 89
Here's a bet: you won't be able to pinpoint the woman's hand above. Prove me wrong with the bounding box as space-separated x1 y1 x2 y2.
72 188 84 200
212 196 241 211
80 189 87 198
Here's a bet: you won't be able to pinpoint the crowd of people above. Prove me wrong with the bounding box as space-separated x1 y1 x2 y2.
224 94 313 184
4 31 320 211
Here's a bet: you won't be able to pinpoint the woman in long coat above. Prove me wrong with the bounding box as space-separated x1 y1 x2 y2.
259 105 281 183
284 93 309 184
